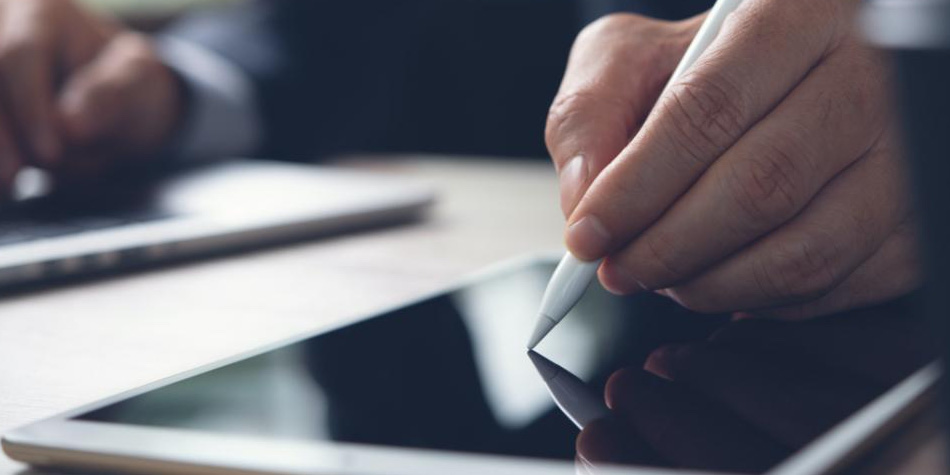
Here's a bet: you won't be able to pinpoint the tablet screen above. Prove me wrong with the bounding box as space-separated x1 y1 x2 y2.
76 261 934 473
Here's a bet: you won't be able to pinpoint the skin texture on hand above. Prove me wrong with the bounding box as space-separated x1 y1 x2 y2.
546 1 921 319
0 0 183 196
575 298 935 473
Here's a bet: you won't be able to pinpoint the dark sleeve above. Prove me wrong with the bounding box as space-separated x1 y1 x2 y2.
163 1 337 159
162 1 588 160
163 0 710 161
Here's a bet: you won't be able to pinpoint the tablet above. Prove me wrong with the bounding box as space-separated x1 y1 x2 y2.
2 256 939 475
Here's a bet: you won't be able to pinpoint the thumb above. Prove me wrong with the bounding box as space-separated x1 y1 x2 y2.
546 88 637 218
546 14 701 218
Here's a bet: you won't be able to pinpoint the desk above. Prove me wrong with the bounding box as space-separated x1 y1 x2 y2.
0 156 944 474
0 156 565 474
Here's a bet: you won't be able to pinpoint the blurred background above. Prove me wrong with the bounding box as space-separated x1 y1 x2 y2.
80 0 237 30
81 0 234 18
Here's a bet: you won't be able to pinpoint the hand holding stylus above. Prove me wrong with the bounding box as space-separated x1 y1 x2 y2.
545 0 919 322
529 0 747 349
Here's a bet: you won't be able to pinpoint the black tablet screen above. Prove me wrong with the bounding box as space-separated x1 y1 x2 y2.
76 261 933 473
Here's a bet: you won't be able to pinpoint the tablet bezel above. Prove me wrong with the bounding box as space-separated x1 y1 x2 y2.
2 254 940 475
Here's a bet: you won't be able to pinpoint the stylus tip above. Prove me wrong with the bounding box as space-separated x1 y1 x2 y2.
526 314 556 349
527 350 561 381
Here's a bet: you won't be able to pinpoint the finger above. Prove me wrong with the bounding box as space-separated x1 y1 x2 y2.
606 368 787 472
709 291 934 386
663 139 909 314
566 0 862 260
59 3 119 70
0 0 61 165
644 344 881 448
59 33 158 148
600 39 892 293
547 14 701 216
0 113 23 197
756 221 924 324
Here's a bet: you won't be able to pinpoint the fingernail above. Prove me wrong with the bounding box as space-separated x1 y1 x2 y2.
559 155 588 216
33 129 60 165
567 215 611 258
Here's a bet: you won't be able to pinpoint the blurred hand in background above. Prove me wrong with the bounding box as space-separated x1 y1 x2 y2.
0 0 182 194
547 1 919 319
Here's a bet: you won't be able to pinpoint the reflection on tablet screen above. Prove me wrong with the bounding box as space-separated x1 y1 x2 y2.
77 262 934 473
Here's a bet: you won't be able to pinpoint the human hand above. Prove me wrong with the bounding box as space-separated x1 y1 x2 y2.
0 0 183 194
546 1 919 319
575 299 934 473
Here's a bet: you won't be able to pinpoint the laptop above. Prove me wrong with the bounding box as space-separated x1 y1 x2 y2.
0 159 435 288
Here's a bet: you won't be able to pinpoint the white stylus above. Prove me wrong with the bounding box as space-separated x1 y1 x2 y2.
528 351 608 430
527 0 748 350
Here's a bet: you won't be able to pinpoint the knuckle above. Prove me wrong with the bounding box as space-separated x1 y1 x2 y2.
724 137 808 225
754 235 842 302
102 34 163 88
661 72 748 163
545 90 599 163
545 92 583 150
119 33 155 55
577 13 637 45
113 33 159 67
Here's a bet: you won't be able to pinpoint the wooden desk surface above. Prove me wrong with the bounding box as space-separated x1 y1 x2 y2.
0 156 944 474
0 156 566 474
